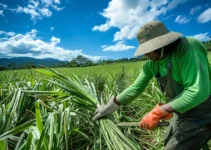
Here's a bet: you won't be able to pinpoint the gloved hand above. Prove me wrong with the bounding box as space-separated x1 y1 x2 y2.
93 96 120 121
140 104 173 130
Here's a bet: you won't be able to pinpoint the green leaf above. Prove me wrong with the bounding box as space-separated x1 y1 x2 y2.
0 119 35 141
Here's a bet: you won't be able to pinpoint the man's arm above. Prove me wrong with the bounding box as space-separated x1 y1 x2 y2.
117 64 153 105
161 103 175 113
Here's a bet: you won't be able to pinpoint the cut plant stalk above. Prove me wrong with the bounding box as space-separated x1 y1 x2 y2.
34 68 141 150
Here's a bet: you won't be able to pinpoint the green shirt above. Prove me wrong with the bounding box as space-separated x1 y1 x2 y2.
117 37 211 113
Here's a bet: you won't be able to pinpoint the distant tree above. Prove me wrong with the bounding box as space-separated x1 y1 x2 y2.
0 65 6 71
67 60 78 67
116 58 129 62
121 58 129 62
129 57 138 62
77 55 94 66
104 59 114 64
30 64 36 68
24 63 36 69
56 62 67 68
202 40 211 51
8 62 16 70
69 55 94 67
96 60 107 65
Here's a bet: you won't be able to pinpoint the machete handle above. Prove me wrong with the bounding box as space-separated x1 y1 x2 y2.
158 121 169 127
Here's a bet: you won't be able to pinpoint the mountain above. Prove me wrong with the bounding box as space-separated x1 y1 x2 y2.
0 57 68 67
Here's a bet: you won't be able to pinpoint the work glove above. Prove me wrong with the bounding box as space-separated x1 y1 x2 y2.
140 104 173 130
93 96 120 121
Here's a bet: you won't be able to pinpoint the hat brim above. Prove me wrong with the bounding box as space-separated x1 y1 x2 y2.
134 32 183 57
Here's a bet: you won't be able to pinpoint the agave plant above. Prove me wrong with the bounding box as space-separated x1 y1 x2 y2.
0 88 35 150
0 67 172 150
20 68 141 150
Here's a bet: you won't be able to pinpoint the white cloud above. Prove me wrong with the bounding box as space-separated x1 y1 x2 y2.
102 41 135 51
0 30 103 61
92 0 189 41
191 32 211 42
54 0 61 4
92 22 111 32
30 0 40 8
11 0 63 21
190 5 202 15
162 14 176 20
82 54 105 62
114 25 140 41
197 8 211 23
0 10 3 16
150 0 168 8
51 36 60 45
0 3 8 9
40 0 63 10
175 15 191 24
167 0 188 10
50 26 54 31
0 30 16 36
41 0 54 6
39 7 52 17
15 5 41 20
51 5 64 11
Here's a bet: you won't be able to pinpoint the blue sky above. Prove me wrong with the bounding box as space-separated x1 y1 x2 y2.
0 0 211 61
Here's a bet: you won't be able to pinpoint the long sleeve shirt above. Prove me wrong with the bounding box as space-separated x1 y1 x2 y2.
117 37 211 113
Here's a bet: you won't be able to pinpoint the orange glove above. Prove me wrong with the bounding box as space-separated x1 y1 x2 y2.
139 104 173 130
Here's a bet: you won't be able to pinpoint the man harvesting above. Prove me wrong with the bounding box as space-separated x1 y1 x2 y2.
93 20 211 149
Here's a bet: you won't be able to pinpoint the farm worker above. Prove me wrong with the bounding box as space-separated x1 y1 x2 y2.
93 20 211 149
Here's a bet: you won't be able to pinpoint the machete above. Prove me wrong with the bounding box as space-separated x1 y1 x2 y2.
117 121 169 127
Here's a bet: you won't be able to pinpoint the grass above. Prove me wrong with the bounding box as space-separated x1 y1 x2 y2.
1 52 211 149
0 67 144 149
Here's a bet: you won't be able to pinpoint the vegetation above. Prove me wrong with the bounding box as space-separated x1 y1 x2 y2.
202 40 211 51
0 55 147 71
0 60 169 149
1 40 210 71
1 58 211 149
0 42 211 149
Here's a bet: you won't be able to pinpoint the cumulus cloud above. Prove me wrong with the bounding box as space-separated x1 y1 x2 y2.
191 32 211 42
82 54 105 62
197 8 211 23
0 29 103 61
175 15 191 24
102 41 135 51
190 5 202 15
92 22 111 32
8 0 64 21
51 36 60 45
92 0 189 41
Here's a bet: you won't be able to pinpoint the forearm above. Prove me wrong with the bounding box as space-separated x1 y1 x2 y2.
117 69 152 105
160 103 175 113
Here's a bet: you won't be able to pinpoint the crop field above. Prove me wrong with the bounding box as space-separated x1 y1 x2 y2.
0 58 211 149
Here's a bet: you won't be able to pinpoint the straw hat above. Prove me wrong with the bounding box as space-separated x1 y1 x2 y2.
134 20 182 57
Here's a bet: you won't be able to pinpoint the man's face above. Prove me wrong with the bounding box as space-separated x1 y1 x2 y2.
144 51 161 61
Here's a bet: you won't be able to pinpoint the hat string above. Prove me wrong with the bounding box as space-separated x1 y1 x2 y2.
159 47 164 60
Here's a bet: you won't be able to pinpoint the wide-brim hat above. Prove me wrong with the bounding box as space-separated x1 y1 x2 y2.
134 21 183 57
